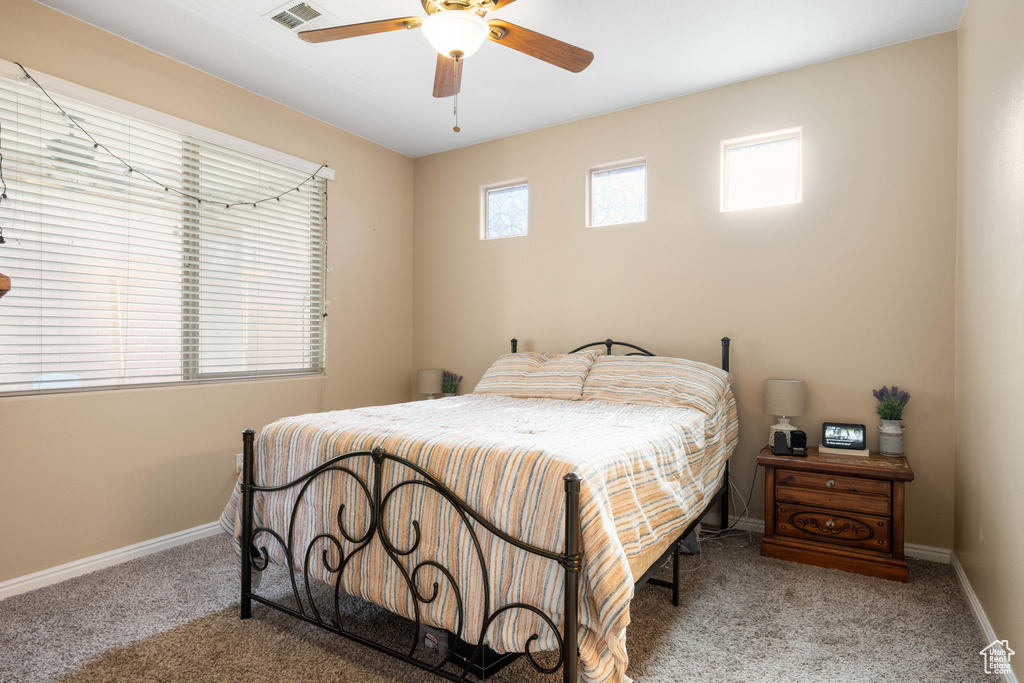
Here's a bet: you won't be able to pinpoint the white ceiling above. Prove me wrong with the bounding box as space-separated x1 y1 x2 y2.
35 0 966 158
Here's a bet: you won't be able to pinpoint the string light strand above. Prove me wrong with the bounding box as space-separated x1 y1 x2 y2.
9 62 327 210
0 116 7 245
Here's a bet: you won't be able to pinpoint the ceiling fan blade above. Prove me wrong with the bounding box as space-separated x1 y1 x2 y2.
299 17 423 43
433 54 464 98
486 20 594 73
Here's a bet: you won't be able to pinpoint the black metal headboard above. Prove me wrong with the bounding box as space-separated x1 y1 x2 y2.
568 339 655 357
509 337 731 371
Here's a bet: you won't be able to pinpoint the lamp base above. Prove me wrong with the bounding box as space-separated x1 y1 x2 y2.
768 417 798 448
770 417 796 432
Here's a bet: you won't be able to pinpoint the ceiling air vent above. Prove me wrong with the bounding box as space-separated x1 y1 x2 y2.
271 11 305 30
265 2 336 33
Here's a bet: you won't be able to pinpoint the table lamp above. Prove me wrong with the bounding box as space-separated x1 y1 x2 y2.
763 379 806 446
417 368 443 400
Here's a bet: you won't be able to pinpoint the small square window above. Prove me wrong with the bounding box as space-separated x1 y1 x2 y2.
722 129 801 212
588 161 647 227
483 182 529 239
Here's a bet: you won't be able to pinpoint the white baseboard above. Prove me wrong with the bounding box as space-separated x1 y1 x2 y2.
904 542 952 563
952 552 1019 683
0 521 222 602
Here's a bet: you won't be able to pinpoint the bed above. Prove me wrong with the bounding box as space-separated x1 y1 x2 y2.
221 338 738 683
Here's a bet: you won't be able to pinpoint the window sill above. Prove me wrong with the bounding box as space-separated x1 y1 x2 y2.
586 219 648 229
0 372 325 399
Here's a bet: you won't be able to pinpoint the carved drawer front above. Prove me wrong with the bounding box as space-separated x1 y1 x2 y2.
776 503 891 552
775 484 890 516
776 470 891 497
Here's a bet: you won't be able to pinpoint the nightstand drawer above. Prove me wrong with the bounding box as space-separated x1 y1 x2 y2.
776 484 890 516
776 470 891 497
776 503 890 552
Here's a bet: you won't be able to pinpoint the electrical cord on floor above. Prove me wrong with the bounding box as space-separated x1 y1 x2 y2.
705 466 758 532
728 475 752 525
695 458 762 550
664 453 765 578
677 550 705 573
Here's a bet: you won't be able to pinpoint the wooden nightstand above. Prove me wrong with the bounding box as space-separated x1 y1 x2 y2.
758 446 915 582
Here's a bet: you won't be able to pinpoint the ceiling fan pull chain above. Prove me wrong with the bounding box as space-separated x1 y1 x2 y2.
453 55 461 133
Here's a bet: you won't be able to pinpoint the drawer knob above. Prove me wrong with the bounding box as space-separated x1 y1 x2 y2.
825 519 835 528
826 479 836 488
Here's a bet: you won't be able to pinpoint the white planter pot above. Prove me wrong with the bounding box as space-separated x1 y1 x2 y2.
443 392 456 398
878 419 905 456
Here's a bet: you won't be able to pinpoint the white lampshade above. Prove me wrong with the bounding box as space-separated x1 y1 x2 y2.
421 10 489 59
417 368 443 396
763 379 806 417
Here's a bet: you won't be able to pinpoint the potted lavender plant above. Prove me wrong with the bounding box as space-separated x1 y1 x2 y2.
872 385 910 456
442 371 462 398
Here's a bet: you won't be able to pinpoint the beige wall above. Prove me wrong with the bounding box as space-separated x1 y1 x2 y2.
955 0 1024 671
0 0 414 582
413 34 959 548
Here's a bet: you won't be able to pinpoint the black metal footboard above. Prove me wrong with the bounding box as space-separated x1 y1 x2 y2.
237 336 734 681
238 430 582 682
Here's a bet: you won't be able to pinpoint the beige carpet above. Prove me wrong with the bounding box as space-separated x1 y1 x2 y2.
0 532 989 682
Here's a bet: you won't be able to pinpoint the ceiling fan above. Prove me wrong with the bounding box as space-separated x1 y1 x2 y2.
298 0 594 100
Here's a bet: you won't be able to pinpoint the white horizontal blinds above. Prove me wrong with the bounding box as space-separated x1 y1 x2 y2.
0 74 326 394
0 76 187 392
190 144 326 377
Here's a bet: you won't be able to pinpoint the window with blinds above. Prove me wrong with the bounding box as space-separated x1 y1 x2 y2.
0 74 327 395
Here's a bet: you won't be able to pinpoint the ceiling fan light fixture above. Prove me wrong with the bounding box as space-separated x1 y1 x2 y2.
421 10 489 59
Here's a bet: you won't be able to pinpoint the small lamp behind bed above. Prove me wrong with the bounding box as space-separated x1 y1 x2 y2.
417 368 443 400
763 379 806 447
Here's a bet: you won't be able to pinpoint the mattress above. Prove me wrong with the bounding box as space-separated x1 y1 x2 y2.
221 391 737 683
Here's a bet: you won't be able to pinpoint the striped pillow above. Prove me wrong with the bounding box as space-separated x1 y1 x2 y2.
581 355 731 417
474 350 601 400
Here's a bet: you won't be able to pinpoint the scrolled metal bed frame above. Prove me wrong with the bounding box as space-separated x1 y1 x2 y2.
238 337 732 682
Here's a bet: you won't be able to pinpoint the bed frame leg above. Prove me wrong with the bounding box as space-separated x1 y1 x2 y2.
563 473 581 683
719 337 731 533
671 542 680 607
240 428 256 620
719 460 730 531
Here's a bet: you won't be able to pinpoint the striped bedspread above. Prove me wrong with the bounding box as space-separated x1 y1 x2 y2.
221 392 738 683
